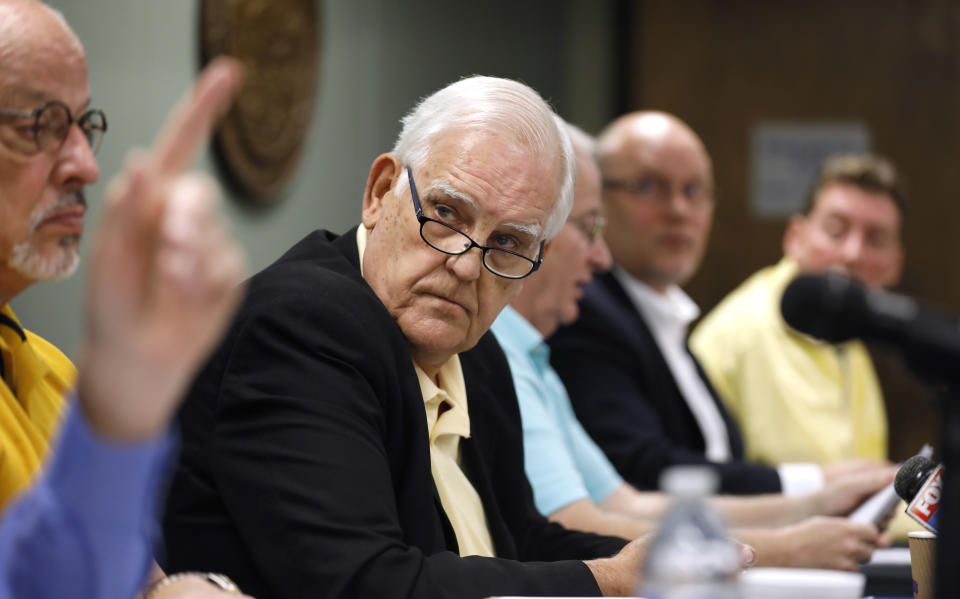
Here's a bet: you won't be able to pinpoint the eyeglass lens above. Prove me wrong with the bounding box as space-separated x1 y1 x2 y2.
36 103 107 154
420 219 537 278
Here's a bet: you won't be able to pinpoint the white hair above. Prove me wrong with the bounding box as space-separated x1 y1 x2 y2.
391 76 574 241
562 120 596 158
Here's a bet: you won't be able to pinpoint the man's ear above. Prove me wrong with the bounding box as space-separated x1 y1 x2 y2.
362 154 402 230
782 214 806 258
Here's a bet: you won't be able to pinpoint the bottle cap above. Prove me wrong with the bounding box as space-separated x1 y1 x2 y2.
659 465 718 497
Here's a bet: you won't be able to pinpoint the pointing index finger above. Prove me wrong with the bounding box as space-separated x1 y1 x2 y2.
152 55 244 177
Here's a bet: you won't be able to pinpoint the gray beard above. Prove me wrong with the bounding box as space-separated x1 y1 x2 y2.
8 234 80 281
7 192 85 281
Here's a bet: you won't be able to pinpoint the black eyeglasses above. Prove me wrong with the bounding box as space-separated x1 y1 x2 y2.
0 100 107 155
406 166 544 280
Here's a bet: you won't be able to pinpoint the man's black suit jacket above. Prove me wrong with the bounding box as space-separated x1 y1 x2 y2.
161 229 626 599
548 270 782 495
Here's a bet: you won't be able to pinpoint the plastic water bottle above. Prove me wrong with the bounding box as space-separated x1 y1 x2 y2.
640 466 742 599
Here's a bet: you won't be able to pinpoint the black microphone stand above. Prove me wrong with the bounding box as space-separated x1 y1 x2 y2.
903 357 959 599
935 384 959 599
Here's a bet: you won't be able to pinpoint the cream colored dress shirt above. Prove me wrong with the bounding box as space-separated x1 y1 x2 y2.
414 361 496 557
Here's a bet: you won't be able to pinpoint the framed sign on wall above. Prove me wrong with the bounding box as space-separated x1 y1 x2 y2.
201 0 320 204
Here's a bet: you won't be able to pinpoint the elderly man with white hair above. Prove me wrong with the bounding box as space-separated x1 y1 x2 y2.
162 77 657 599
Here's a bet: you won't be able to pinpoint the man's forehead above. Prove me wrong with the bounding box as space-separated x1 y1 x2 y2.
607 152 710 183
572 172 601 213
604 131 706 172
1 85 52 105
419 133 558 223
428 126 561 183
0 4 89 104
0 84 91 114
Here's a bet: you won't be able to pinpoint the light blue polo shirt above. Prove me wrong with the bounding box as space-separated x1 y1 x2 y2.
492 305 622 515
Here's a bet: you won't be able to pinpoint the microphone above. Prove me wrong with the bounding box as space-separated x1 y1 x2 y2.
781 274 960 378
894 455 942 532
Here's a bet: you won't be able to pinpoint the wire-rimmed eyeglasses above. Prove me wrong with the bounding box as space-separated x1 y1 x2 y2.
568 212 607 244
407 166 544 280
602 175 714 208
0 100 108 155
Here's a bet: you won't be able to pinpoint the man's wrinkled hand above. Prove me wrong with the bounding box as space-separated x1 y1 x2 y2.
775 516 885 571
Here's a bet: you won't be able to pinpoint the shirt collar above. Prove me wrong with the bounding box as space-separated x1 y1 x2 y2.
493 305 545 358
772 257 839 347
612 265 700 330
771 256 800 292
415 355 470 439
356 225 369 278
0 304 26 350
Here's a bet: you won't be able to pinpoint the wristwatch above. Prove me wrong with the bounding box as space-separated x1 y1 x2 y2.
142 571 241 598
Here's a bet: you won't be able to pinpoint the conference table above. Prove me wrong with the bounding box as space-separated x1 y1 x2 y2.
491 547 915 599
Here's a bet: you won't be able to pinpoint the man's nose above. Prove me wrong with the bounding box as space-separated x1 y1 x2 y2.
589 236 613 273
840 231 867 265
663 186 694 217
446 247 484 282
53 125 101 187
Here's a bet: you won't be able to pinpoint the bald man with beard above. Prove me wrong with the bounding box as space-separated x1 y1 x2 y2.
0 1 249 598
0 0 104 509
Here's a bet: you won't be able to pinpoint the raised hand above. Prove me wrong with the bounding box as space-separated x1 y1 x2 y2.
77 57 246 441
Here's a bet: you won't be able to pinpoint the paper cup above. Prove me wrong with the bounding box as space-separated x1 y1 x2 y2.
908 530 937 599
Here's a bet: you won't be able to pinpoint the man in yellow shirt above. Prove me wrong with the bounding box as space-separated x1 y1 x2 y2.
0 0 105 508
690 154 904 467
0 2 251 597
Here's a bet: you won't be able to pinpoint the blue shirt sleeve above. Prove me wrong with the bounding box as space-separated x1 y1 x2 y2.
0 399 174 599
502 344 622 515
492 308 622 517
513 363 595 515
541 367 622 506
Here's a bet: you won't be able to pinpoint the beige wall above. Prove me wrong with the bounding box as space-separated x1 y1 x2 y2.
13 0 616 356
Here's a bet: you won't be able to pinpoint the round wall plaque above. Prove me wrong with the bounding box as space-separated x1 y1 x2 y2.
201 0 320 203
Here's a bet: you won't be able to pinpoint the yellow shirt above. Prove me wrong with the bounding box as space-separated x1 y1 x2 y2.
356 226 495 557
690 258 887 465
0 304 75 509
